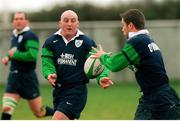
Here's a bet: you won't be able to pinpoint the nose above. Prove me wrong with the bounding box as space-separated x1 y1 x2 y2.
121 27 124 32
67 21 72 25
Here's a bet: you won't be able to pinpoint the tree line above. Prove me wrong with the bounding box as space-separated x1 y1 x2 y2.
25 0 180 21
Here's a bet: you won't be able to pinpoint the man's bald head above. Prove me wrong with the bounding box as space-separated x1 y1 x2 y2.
59 10 79 41
60 10 78 21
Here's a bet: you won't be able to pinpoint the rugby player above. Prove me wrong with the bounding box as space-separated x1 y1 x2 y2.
1 12 54 120
90 9 180 119
41 10 113 120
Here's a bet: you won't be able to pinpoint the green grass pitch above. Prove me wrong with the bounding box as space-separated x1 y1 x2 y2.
0 81 180 120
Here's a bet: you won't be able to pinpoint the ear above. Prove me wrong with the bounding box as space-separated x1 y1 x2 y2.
77 21 79 28
128 22 134 29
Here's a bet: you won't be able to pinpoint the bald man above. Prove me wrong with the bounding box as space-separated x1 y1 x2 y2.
41 10 112 120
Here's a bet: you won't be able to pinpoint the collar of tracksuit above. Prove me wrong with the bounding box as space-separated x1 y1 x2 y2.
128 29 149 39
54 29 84 45
13 26 30 37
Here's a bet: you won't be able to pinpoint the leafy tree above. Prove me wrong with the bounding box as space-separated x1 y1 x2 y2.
25 0 180 22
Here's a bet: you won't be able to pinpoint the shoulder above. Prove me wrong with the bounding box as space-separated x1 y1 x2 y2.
127 34 157 55
79 35 97 47
43 34 59 46
128 34 152 46
23 30 38 40
46 34 58 42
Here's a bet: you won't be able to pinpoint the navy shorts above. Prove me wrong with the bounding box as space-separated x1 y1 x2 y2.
135 84 180 120
6 70 40 100
53 83 87 119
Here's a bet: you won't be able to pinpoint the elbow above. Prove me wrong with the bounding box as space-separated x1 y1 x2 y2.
105 65 120 72
109 67 119 72
31 55 37 61
29 52 38 61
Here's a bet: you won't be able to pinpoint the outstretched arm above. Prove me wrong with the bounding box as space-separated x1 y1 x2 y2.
90 43 141 88
88 46 113 89
90 43 140 72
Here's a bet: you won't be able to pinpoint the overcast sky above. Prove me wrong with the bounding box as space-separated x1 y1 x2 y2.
0 0 126 12
0 0 166 12
0 0 164 12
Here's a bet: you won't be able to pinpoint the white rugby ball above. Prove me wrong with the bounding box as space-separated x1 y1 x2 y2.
84 56 104 79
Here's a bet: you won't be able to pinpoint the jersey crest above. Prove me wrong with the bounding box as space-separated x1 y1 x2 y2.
75 39 83 48
18 35 23 43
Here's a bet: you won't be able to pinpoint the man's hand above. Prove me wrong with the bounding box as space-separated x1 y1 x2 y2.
2 56 9 66
90 44 112 59
99 77 113 89
48 73 57 86
8 47 17 58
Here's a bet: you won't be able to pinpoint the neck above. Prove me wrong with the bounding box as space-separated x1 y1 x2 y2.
60 31 77 41
16 29 22 34
64 35 74 41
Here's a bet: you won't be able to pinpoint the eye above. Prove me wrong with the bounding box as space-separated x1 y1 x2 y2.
19 18 24 20
14 18 24 21
63 18 69 23
71 18 76 23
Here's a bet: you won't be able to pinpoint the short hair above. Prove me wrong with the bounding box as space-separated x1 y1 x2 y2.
120 9 145 30
13 12 28 20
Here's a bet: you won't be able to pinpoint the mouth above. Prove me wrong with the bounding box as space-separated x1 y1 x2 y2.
67 28 73 31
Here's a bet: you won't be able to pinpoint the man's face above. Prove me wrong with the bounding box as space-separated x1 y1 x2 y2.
121 18 129 38
59 11 79 37
12 13 28 32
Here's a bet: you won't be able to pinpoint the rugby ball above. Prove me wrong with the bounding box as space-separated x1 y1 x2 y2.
84 56 104 79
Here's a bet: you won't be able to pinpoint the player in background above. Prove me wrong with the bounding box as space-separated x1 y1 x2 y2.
1 12 54 120
90 9 180 119
41 10 113 120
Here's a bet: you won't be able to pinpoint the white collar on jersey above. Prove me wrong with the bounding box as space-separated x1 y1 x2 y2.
128 29 149 39
13 26 30 37
54 29 84 45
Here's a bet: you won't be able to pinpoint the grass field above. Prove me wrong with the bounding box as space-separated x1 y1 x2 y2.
0 81 180 120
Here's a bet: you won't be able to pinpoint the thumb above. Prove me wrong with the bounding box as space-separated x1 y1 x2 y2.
51 74 57 79
98 44 103 51
107 52 113 56
48 74 57 80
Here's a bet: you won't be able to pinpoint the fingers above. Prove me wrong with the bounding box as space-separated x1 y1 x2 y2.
91 45 103 52
91 46 112 57
101 83 111 89
89 54 98 59
11 47 17 51
49 79 56 86
48 74 57 86
100 77 114 89
91 47 99 52
102 85 110 89
2 57 9 65
109 79 114 85
90 47 99 59
107 52 113 56
100 77 113 83
89 52 97 55
51 73 57 78
98 44 103 51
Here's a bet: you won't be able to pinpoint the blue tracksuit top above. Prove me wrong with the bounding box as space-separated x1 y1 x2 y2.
127 34 169 92
10 27 39 72
42 30 97 84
